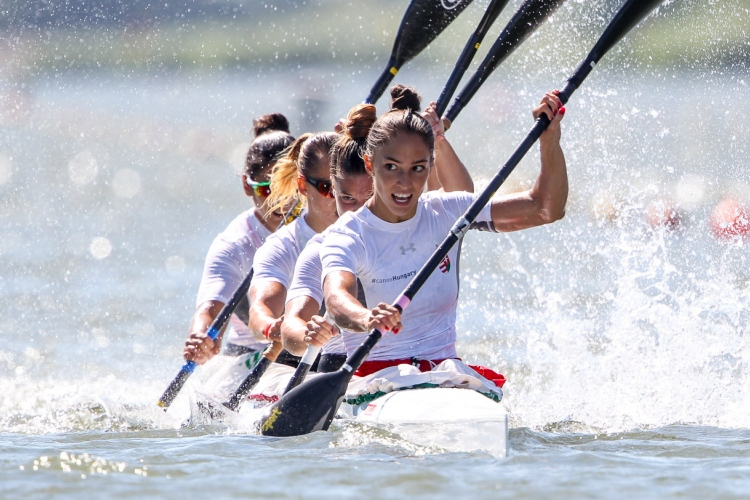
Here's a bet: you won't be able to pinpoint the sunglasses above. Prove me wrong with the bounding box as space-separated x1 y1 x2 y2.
246 179 271 198
305 175 334 198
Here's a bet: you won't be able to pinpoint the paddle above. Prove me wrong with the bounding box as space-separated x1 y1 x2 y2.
157 200 304 409
259 0 666 437
282 345 321 395
223 341 284 411
365 0 474 105
443 0 567 126
222 320 325 409
434 0 511 117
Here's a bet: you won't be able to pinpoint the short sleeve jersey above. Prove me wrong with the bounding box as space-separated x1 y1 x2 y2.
195 208 271 349
252 211 316 290
320 191 496 360
286 231 345 355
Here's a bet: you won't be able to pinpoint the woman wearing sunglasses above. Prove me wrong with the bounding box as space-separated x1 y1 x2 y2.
246 130 340 368
280 86 474 372
184 114 295 365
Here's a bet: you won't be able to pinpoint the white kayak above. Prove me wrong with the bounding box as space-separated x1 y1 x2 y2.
337 387 509 456
188 355 509 456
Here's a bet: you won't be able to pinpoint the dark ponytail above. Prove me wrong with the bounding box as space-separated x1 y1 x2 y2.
245 113 294 179
389 84 422 112
365 85 433 158
331 103 377 180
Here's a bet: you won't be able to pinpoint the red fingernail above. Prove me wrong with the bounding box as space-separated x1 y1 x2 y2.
559 107 566 115
392 328 399 334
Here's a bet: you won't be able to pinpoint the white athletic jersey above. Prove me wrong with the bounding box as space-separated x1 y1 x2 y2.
251 211 316 289
286 232 346 355
320 191 496 360
196 208 271 349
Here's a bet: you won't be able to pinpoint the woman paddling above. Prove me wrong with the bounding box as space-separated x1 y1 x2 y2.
183 114 294 365
247 131 340 368
282 86 474 367
315 90 566 389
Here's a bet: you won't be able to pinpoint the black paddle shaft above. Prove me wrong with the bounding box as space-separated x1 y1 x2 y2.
224 356 272 411
444 0 567 123
158 201 303 410
283 362 313 395
257 115 560 436
157 270 254 409
260 0 667 438
435 0 511 116
361 0 668 366
366 0 474 104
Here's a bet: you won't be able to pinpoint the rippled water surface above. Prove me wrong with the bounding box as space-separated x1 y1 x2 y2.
1 31 749 499
3 426 750 499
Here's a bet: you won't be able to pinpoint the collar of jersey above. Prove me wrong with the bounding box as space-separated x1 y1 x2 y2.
358 196 424 233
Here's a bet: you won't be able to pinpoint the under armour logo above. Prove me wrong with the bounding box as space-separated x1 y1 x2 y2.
399 243 416 255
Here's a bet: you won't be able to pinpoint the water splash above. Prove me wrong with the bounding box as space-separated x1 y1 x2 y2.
459 207 749 433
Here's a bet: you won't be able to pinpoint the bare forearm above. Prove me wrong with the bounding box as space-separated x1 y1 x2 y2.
184 301 225 364
427 164 441 191
525 90 567 224
188 302 225 339
434 139 474 193
531 135 567 223
323 271 371 333
281 297 321 356
248 282 287 341
421 100 472 193
189 310 214 334
248 303 276 341
328 293 370 333
490 102 567 232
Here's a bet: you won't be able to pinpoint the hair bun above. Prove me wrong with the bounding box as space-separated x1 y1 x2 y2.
389 84 422 112
253 113 291 137
344 104 377 140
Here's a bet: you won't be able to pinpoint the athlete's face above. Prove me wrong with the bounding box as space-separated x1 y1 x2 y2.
244 162 283 230
299 155 338 231
365 132 431 223
332 173 373 216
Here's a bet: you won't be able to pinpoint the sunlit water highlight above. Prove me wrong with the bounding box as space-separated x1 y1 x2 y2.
1 54 749 500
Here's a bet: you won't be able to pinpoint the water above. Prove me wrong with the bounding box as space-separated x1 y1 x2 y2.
1 52 750 500
3 428 750 498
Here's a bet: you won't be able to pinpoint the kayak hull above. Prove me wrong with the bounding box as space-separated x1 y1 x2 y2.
338 387 509 456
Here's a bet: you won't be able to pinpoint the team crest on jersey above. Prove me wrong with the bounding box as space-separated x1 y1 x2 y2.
439 255 451 273
441 0 465 10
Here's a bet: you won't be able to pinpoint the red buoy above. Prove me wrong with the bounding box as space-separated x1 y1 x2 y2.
710 198 750 240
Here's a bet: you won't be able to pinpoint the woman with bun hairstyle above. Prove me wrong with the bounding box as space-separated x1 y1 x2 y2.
281 85 474 371
317 90 567 388
246 130 340 367
184 114 294 365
